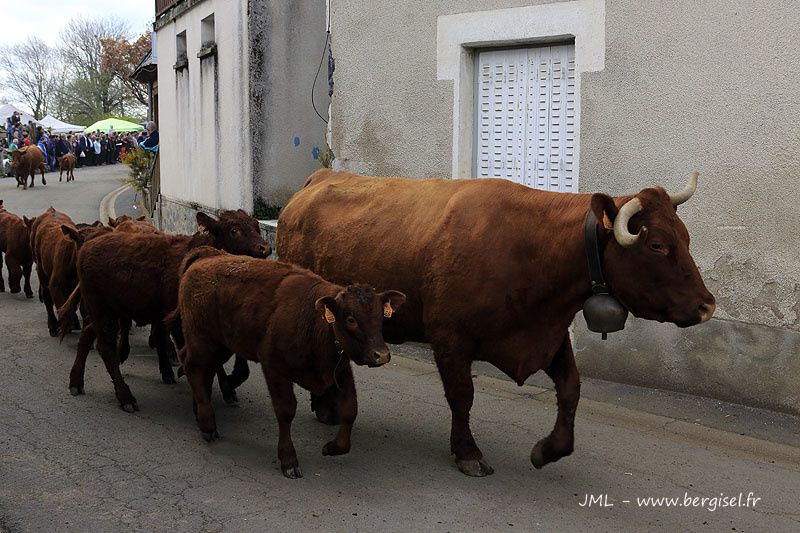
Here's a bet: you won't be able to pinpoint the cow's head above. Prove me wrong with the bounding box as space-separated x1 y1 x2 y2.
196 210 270 258
315 285 406 367
591 172 715 328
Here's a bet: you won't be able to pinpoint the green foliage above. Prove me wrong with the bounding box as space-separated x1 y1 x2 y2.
253 197 282 220
122 147 154 191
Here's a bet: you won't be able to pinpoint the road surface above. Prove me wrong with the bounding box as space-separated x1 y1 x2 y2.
0 168 798 532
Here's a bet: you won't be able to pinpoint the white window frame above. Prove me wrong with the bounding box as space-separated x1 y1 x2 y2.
437 0 606 189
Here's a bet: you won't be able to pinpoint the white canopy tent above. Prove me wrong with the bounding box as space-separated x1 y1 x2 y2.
38 115 86 134
0 104 38 126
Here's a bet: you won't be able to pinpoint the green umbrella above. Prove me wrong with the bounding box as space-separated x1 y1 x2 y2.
83 118 145 134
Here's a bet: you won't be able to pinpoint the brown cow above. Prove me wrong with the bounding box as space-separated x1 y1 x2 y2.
175 247 406 478
277 169 716 476
28 208 101 335
59 153 76 182
68 210 270 411
0 207 34 298
10 146 46 190
108 215 159 234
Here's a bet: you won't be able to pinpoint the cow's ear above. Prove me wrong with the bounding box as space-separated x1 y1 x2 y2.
108 217 118 227
137 215 146 222
23 216 34 229
314 296 338 323
590 193 619 230
379 290 406 318
91 220 103 227
196 212 219 234
61 225 83 245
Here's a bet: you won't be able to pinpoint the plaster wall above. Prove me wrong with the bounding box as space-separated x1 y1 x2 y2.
155 0 252 220
330 0 800 412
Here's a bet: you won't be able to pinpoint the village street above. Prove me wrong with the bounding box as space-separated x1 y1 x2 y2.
0 169 798 532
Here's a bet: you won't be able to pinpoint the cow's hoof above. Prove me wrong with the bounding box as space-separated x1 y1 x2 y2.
121 402 139 413
25 292 34 299
48 327 59 338
69 386 84 396
312 403 339 426
201 429 219 442
281 465 303 479
456 458 495 477
530 438 572 469
161 373 177 385
42 179 46 186
222 389 239 405
322 441 350 456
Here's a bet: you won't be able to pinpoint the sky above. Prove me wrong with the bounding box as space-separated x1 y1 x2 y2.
0 0 154 46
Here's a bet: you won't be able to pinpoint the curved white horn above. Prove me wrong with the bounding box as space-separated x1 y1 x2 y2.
613 197 647 248
670 171 699 206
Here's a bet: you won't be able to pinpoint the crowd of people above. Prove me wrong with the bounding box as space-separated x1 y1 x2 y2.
2 110 159 177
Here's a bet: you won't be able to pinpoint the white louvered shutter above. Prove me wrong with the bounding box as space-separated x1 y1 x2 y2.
475 44 577 193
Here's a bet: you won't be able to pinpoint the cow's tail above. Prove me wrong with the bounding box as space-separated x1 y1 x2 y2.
179 246 224 277
57 285 81 341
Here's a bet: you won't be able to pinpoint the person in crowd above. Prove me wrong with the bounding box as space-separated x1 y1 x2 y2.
5 117 12 145
93 135 102 166
21 133 30 147
76 134 89 168
139 121 159 152
45 134 57 171
36 133 49 169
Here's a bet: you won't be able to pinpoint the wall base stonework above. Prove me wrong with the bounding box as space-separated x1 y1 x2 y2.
573 315 800 415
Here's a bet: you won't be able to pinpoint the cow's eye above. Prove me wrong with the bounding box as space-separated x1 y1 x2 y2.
649 242 667 255
230 228 239 236
345 316 358 329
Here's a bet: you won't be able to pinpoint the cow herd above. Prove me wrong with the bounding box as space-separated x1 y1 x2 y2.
7 145 76 190
0 168 716 479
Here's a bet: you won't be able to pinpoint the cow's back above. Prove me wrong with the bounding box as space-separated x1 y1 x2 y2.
79 231 190 322
278 170 573 342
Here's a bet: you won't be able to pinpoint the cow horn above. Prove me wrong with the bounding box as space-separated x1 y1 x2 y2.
669 171 699 206
613 198 647 247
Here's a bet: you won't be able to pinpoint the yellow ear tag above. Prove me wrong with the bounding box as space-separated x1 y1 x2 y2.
324 306 336 324
383 302 393 318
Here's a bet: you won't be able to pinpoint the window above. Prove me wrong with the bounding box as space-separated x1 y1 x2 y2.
198 14 216 59
174 31 188 70
474 44 576 192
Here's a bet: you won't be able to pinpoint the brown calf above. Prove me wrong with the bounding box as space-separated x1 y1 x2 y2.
0 207 34 298
10 146 46 189
176 247 406 478
59 153 76 182
69 210 270 410
28 208 98 335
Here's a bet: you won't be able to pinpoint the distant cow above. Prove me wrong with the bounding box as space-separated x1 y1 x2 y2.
175 247 406 478
59 153 76 182
10 146 46 190
277 169 716 476
68 210 270 411
108 215 159 234
0 207 34 298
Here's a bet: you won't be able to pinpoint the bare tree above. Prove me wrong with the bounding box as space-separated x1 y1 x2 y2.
0 37 60 119
59 16 130 123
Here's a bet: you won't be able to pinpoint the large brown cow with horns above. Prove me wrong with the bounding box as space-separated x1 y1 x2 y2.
277 169 716 477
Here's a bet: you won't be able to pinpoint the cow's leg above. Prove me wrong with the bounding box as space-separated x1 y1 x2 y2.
215 352 241 405
39 277 59 337
118 318 132 363
95 320 137 411
5 255 22 294
310 386 340 426
69 323 97 396
59 168 63 182
434 347 494 477
40 165 46 186
22 261 33 298
0 253 5 292
263 365 301 478
322 363 358 457
153 322 177 384
182 346 218 441
531 335 580 469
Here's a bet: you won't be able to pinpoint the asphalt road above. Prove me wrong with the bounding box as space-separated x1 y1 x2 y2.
1 168 799 532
